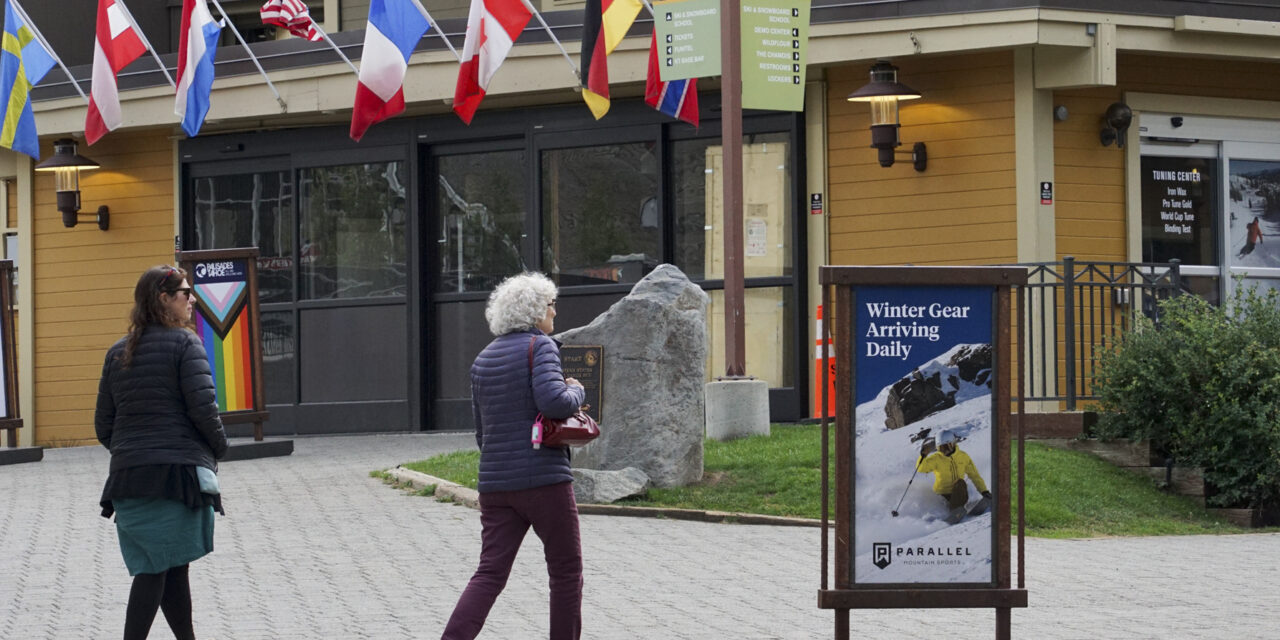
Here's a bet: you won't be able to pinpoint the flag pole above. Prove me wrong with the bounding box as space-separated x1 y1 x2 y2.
9 0 88 102
407 0 460 62
306 22 360 75
520 0 581 85
114 0 177 88
208 0 288 112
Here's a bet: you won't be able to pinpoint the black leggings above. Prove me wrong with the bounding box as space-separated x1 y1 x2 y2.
123 564 194 640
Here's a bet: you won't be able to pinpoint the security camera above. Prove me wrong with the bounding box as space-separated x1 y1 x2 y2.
1171 116 1184 128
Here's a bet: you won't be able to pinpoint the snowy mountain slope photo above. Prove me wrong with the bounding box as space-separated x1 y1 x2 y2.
853 343 995 584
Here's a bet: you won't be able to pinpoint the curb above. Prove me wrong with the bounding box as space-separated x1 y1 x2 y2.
385 467 480 509
382 467 820 528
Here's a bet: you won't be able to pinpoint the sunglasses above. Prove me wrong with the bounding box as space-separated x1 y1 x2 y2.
169 287 193 300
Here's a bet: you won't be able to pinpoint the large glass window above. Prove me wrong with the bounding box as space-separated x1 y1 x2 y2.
191 171 294 303
541 143 660 285
673 133 793 280
299 162 408 299
436 150 527 292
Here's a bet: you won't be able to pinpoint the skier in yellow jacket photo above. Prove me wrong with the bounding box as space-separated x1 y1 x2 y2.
917 429 991 518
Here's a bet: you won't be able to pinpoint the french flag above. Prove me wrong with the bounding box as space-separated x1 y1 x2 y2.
174 0 221 137
350 0 429 142
452 0 533 124
85 0 146 145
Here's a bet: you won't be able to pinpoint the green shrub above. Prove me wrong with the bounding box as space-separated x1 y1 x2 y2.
1093 283 1280 508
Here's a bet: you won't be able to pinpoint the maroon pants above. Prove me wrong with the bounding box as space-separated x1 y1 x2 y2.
442 481 582 640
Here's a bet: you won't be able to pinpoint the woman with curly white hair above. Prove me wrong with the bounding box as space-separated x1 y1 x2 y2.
442 272 586 640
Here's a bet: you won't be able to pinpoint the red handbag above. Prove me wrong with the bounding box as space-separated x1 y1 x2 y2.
527 337 600 449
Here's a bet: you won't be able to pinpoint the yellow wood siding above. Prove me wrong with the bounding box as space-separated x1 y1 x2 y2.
827 51 1017 266
32 133 173 446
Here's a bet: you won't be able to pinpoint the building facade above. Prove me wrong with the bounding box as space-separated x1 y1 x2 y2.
8 0 1280 444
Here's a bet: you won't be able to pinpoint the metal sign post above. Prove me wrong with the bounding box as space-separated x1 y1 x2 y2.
0 260 40 465
819 266 1028 640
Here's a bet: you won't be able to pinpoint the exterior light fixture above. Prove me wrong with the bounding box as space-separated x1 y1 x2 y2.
847 61 927 171
34 138 108 230
1099 102 1133 149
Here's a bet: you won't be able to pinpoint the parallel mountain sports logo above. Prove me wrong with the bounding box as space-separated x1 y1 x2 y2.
873 542 892 569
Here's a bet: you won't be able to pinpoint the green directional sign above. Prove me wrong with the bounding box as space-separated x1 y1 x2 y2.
654 0 723 82
741 0 810 111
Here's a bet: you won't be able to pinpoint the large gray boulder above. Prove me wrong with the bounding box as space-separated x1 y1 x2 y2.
572 467 652 504
557 264 708 487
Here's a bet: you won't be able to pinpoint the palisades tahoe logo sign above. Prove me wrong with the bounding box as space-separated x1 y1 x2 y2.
194 261 245 281
872 542 975 570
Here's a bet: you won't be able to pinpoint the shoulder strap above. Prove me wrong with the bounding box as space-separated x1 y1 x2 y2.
527 335 537 373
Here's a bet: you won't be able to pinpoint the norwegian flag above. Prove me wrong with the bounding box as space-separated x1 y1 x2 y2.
260 0 323 42
84 0 147 145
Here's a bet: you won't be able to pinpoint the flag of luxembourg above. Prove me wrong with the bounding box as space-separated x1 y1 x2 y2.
349 0 429 141
174 0 221 137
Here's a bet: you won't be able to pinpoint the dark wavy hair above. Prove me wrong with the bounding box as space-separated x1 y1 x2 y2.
121 265 190 368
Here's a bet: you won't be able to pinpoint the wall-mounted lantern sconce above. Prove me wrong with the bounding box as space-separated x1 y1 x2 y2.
34 138 108 230
1099 102 1133 149
847 61 927 172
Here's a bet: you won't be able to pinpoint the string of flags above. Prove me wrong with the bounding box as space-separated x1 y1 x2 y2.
0 0 699 159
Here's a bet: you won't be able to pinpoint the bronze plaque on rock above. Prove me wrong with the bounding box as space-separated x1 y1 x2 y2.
560 345 603 422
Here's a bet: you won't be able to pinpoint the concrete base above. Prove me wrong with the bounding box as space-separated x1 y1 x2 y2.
222 438 294 462
0 446 43 466
705 379 770 441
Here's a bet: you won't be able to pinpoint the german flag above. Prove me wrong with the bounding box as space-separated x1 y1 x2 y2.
580 0 641 120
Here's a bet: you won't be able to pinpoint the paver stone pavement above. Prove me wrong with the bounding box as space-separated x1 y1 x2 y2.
0 433 1275 639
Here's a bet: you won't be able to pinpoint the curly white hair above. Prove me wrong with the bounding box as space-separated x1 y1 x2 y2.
485 272 558 336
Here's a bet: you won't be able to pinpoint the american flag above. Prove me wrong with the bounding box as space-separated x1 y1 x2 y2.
260 0 323 42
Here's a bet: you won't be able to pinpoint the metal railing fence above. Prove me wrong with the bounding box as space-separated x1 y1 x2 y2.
1016 257 1183 410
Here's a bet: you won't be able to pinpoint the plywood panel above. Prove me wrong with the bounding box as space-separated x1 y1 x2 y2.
32 132 175 445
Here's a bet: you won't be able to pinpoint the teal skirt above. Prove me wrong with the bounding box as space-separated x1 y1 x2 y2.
113 497 214 576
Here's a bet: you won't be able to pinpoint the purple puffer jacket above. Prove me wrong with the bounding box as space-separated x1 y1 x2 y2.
471 328 585 493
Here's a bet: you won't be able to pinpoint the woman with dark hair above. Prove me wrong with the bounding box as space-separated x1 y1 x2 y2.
95 265 229 640
442 271 586 640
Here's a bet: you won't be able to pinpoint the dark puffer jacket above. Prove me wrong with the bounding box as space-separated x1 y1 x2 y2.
95 326 229 472
471 329 585 493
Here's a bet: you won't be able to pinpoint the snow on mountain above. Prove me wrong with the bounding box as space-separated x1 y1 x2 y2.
852 343 994 584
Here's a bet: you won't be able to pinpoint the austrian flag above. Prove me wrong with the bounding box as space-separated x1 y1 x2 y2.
350 0 430 141
452 0 533 124
85 0 147 145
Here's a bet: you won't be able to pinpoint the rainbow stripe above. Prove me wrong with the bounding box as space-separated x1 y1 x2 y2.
195 311 255 412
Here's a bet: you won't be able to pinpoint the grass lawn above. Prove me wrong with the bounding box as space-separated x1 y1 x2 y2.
402 424 1254 538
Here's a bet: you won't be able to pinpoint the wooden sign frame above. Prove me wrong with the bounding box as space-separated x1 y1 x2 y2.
177 248 270 441
0 261 21 447
818 266 1028 640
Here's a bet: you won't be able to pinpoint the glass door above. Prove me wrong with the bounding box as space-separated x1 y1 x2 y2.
1223 141 1280 300
427 143 529 429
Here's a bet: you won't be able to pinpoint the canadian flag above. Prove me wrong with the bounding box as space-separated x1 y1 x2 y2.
85 0 147 145
452 0 533 124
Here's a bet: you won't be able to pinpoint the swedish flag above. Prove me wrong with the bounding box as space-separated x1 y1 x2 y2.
0 0 55 159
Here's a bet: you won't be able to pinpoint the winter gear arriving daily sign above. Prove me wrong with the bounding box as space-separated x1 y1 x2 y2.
851 285 996 585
